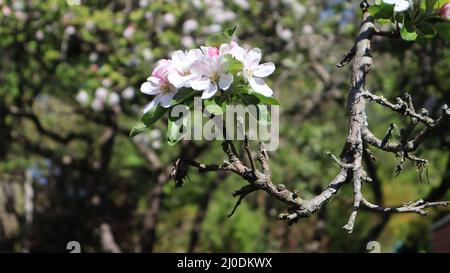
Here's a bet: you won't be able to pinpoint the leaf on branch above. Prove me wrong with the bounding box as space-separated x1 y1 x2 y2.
167 112 189 146
224 26 237 38
435 22 450 41
224 54 244 74
206 33 231 48
400 25 418 41
130 104 168 138
368 4 394 20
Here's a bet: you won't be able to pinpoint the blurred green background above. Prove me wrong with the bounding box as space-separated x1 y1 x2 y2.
0 0 449 253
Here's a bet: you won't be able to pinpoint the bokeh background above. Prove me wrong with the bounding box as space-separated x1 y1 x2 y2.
0 0 449 253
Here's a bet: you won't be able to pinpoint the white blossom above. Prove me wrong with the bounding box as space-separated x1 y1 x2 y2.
168 49 203 88
122 87 135 100
91 98 104 111
382 0 410 12
239 47 276 97
181 36 195 48
163 13 176 26
107 92 120 106
95 87 109 101
183 19 198 34
140 59 178 112
233 0 250 10
189 55 233 99
76 90 89 106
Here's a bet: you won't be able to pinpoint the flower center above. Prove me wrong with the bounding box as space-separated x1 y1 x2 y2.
210 71 220 83
244 67 253 79
181 69 191 76
161 83 171 93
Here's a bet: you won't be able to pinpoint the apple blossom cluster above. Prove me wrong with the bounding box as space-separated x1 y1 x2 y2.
139 41 276 113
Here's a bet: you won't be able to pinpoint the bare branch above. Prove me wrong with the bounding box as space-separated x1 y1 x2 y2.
327 151 355 169
362 91 435 127
363 105 449 154
257 141 271 178
228 184 258 217
167 3 449 232
244 135 256 173
362 198 449 215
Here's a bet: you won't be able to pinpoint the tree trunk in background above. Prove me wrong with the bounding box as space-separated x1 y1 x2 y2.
188 172 227 252
0 104 11 160
140 170 169 253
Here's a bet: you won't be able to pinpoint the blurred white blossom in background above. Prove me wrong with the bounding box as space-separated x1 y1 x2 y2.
107 92 120 107
122 87 135 100
183 19 199 34
233 0 250 10
76 90 89 106
142 48 153 61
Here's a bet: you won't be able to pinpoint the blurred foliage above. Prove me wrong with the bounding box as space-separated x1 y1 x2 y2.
0 0 449 252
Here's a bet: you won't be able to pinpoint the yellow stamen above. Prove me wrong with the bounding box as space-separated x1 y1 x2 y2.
181 69 191 76
210 71 220 83
161 84 170 93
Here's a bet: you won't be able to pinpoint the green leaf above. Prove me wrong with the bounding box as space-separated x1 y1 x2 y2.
245 88 280 105
206 33 231 48
368 4 394 20
224 26 237 38
130 104 168 138
417 23 436 38
400 26 418 41
435 21 450 41
235 93 273 125
204 98 224 116
129 121 147 138
237 93 260 106
426 0 438 10
416 34 429 47
258 105 272 126
172 89 198 105
224 54 244 74
167 110 189 145
434 0 450 8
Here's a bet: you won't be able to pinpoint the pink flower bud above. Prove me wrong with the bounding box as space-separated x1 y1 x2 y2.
438 3 450 20
229 41 238 48
207 47 219 57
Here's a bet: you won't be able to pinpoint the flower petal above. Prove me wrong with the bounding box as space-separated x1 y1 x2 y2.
218 74 233 90
188 48 204 62
172 50 188 71
159 92 176 108
253 62 275 78
140 81 160 95
394 0 409 12
190 77 211 91
249 78 273 97
168 72 184 88
201 83 218 99
230 45 246 62
147 76 162 86
382 0 397 4
244 48 261 68
190 60 210 75
219 43 230 55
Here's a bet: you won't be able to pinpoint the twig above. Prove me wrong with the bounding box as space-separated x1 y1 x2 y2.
362 90 436 127
228 184 258 217
336 44 356 68
362 198 449 215
244 135 256 173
